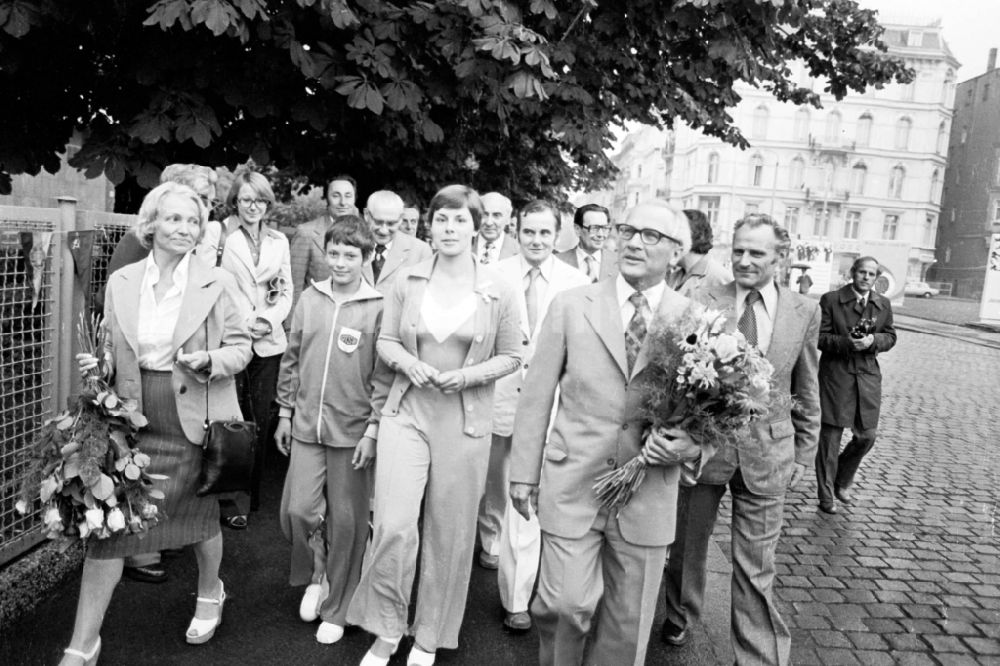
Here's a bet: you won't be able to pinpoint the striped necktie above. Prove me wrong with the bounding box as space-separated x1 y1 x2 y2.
738 289 761 347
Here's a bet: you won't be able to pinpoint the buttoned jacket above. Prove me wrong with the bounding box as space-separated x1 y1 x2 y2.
693 282 822 496
510 279 690 547
361 232 434 293
103 258 252 444
376 258 522 439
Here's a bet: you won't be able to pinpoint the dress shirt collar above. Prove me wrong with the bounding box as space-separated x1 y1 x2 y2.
615 274 666 314
735 279 778 319
141 251 191 294
851 287 869 305
374 240 392 254
576 246 602 265
520 254 555 282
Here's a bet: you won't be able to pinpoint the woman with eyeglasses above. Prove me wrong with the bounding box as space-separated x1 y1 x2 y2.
200 168 292 529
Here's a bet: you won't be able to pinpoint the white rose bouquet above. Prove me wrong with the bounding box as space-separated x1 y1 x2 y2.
594 301 778 512
16 313 165 547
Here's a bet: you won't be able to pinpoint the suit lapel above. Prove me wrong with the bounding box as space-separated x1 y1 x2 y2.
631 287 686 378
112 261 145 354
601 246 619 280
378 238 408 285
765 286 798 370
225 226 257 284
172 261 220 353
585 280 628 379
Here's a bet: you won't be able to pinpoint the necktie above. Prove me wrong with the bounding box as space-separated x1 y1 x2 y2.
372 245 386 282
481 241 494 264
855 296 867 315
525 266 540 332
738 289 761 347
584 255 597 282
625 291 650 374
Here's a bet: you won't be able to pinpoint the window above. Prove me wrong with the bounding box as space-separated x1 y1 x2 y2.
788 156 805 189
636 164 643 178
752 105 769 140
937 121 948 154
856 113 873 147
633 192 640 206
851 163 867 195
888 166 905 198
942 69 955 105
930 169 940 201
844 211 861 239
995 150 1000 185
907 30 923 47
699 196 721 227
793 109 810 142
707 152 719 184
895 117 912 150
985 83 991 101
944 246 952 263
924 215 936 246
824 111 842 144
750 154 764 187
882 214 899 240
813 208 831 237
961 126 968 144
784 206 800 235
994 200 1000 223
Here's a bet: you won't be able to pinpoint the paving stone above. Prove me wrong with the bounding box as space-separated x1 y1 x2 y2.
816 647 861 665
849 650 897 666
794 614 833 630
963 637 1000 655
923 635 970 653
812 630 853 649
846 631 889 650
888 650 937 665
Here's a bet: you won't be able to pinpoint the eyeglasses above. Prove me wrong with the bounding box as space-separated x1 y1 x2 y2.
265 276 287 305
615 224 679 246
582 224 610 235
199 196 219 209
238 197 269 208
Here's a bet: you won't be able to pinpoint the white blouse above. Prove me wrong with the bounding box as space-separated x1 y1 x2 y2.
420 291 477 344
137 253 190 371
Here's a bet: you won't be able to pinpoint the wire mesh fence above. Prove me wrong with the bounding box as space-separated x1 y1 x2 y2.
86 215 133 315
0 219 57 566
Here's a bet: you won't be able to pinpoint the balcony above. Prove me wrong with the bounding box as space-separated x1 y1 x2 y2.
804 187 851 203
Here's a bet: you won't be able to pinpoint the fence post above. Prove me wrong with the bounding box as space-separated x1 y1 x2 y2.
56 196 78 411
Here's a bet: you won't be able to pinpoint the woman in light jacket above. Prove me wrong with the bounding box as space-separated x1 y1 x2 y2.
202 170 292 528
62 182 251 665
347 185 522 666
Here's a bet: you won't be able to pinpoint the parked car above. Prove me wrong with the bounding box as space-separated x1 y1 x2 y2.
904 281 940 298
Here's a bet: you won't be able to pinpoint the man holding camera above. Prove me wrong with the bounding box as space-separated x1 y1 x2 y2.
815 256 897 514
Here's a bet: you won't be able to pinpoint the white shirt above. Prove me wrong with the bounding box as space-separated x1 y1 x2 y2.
851 287 869 307
521 255 553 311
616 274 665 331
735 280 778 354
137 253 191 371
576 247 602 280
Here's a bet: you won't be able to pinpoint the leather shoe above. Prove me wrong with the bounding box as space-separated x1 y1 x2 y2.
221 514 248 530
503 611 532 633
124 564 168 584
478 550 499 570
834 486 853 504
819 502 838 514
660 618 689 646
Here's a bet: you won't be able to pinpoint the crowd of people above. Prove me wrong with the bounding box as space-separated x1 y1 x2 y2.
59 164 896 666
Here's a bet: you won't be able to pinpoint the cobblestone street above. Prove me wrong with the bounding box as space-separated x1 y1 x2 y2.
715 329 1000 664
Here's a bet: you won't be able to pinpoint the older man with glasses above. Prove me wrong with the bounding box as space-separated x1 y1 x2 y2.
555 203 618 282
361 190 432 293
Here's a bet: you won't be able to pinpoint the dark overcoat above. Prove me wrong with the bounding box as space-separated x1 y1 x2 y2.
817 284 897 429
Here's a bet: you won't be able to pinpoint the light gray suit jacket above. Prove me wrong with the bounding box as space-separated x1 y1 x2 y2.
695 281 821 496
555 244 620 282
361 233 433 293
510 278 690 547
104 258 253 444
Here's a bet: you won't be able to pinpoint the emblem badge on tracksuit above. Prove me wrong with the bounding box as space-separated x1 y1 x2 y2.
338 326 362 353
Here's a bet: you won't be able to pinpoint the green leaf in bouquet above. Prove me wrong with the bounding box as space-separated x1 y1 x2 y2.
102 393 119 409
108 428 130 457
148 489 165 500
60 441 81 456
63 454 82 479
105 494 118 507
40 475 60 503
114 457 129 472
79 460 101 487
146 474 168 481
91 474 115 501
56 414 75 430
123 463 141 481
82 488 96 509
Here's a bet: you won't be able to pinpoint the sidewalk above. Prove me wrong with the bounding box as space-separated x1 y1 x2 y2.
893 313 1000 350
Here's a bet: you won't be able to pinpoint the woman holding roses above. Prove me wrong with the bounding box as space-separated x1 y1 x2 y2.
61 181 251 665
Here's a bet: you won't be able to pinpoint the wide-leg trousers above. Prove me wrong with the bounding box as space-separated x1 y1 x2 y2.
663 469 791 666
346 404 492 650
532 506 666 666
280 440 371 625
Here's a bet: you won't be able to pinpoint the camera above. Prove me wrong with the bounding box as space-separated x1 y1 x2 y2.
849 318 875 339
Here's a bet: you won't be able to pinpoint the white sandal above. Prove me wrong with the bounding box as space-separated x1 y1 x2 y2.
407 645 436 666
315 621 345 644
63 636 101 665
359 635 401 666
299 574 329 622
185 581 226 645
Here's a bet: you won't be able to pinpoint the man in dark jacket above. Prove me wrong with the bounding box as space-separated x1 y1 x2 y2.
815 256 897 513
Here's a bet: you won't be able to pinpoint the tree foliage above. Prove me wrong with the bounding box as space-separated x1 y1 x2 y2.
0 0 911 207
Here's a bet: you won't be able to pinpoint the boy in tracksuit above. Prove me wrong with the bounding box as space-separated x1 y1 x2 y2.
275 215 393 645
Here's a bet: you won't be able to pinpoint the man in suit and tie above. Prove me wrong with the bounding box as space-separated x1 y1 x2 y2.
510 201 700 666
361 190 432 292
555 203 619 282
660 213 821 665
474 192 520 264
476 199 590 632
288 174 360 318
815 256 896 513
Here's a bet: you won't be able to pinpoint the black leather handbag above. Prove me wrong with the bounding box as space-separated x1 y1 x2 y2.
195 318 256 497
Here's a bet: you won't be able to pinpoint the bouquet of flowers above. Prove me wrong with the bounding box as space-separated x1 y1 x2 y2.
594 302 778 513
16 313 166 547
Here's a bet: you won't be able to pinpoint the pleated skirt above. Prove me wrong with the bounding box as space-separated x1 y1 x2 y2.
87 370 220 559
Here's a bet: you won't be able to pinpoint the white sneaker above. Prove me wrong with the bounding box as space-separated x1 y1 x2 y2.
315 622 345 644
298 575 328 622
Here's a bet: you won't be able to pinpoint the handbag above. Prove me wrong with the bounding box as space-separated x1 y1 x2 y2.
195 318 257 497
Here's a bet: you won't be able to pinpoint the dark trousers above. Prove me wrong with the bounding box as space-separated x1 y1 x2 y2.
815 422 877 505
235 350 282 512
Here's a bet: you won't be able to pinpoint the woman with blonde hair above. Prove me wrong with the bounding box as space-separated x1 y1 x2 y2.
200 169 292 529
347 184 522 666
61 181 251 665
